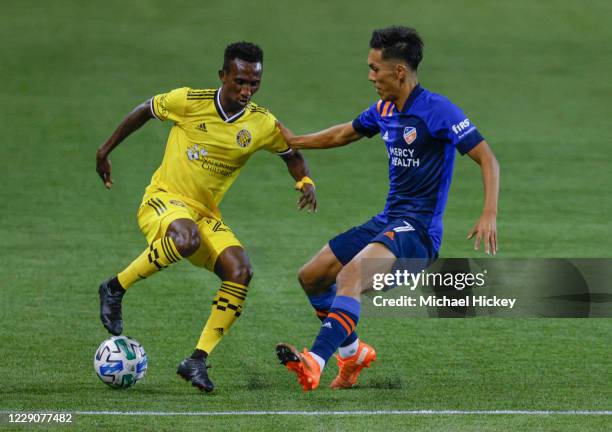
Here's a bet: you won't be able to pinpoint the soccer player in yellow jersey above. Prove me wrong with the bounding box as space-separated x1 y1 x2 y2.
95 42 316 392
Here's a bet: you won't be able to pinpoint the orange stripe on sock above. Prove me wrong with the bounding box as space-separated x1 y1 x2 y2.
328 312 351 334
315 310 328 318
337 311 356 333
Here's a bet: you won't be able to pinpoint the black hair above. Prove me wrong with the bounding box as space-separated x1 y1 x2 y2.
223 42 263 71
370 26 423 71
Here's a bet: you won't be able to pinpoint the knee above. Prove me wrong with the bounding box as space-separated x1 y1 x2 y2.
336 262 359 296
168 227 201 257
336 266 350 291
297 265 314 291
298 265 326 296
225 264 253 286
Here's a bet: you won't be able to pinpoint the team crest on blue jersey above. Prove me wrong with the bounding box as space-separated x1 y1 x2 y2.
403 127 417 145
236 129 252 148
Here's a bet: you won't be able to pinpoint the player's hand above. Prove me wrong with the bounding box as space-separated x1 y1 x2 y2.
467 211 497 255
276 120 296 147
96 150 114 189
298 183 317 212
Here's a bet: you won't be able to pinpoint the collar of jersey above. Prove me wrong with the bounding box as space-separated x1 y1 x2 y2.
214 88 247 123
398 84 424 114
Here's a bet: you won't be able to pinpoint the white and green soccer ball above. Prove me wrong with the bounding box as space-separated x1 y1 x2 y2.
94 336 148 389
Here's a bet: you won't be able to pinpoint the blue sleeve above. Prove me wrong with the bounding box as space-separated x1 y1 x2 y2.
352 103 380 138
429 100 484 155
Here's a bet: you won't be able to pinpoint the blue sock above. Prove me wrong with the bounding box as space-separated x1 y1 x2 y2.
341 330 358 347
310 295 361 363
308 284 336 319
307 285 358 347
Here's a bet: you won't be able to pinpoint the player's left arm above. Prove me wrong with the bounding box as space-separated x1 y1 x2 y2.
281 150 317 212
466 140 499 254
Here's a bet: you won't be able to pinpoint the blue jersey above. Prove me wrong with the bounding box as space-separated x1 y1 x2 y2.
352 85 483 251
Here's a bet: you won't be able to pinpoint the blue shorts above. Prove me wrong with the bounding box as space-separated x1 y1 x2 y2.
328 216 438 265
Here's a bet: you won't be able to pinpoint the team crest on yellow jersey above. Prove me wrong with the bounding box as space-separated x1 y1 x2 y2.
236 129 252 148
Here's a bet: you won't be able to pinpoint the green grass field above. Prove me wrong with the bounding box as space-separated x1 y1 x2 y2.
1 0 611 430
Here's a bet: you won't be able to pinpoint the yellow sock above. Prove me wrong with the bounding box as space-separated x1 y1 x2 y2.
117 236 182 289
196 281 248 354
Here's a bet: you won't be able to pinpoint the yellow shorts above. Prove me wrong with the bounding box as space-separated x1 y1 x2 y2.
137 191 242 271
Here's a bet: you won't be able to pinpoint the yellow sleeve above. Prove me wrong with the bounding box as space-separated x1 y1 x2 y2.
261 112 291 155
151 87 190 122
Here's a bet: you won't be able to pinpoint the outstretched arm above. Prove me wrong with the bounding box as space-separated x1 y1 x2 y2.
277 121 363 150
96 99 155 189
281 150 317 212
466 140 500 254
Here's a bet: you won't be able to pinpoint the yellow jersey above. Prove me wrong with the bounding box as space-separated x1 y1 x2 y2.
147 87 290 216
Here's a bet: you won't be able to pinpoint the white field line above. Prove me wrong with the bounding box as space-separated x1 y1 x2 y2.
68 410 612 416
3 410 612 417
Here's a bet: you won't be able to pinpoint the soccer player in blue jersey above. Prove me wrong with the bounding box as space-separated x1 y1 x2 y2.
275 26 499 391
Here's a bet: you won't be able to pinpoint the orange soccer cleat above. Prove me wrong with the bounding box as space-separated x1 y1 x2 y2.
330 341 377 389
276 343 321 391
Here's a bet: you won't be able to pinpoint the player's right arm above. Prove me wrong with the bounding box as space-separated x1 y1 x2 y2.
96 100 155 189
276 121 363 150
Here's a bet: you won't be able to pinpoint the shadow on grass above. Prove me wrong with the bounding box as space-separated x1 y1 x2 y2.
360 376 403 390
246 374 273 391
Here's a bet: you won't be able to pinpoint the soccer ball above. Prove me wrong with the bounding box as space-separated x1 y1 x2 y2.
94 336 148 389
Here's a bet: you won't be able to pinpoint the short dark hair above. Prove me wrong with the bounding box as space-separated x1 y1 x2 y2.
223 42 263 71
370 26 423 71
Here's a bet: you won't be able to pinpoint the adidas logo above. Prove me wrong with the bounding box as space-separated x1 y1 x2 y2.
382 131 389 141
214 327 224 336
196 122 207 132
322 322 332 329
393 221 415 233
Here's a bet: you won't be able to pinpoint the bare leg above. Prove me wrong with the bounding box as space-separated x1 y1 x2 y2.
298 244 343 296
336 242 396 299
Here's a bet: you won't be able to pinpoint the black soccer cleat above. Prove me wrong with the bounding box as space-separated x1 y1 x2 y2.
177 358 214 393
99 277 125 336
276 343 301 365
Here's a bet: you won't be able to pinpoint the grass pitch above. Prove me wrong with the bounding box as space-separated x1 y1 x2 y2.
1 0 611 430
